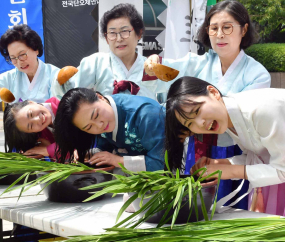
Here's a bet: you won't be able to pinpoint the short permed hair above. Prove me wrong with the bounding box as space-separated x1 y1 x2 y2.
100 3 145 38
197 0 258 50
0 24 43 60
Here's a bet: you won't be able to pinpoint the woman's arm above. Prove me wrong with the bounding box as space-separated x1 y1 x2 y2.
190 156 247 180
23 138 51 157
85 151 124 167
240 96 285 188
134 104 166 171
51 53 100 99
144 52 210 94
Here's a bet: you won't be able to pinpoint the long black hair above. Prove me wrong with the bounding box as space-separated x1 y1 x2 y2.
165 76 222 172
4 101 39 153
54 88 104 164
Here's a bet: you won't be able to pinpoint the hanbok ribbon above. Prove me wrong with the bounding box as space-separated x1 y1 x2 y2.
113 80 140 95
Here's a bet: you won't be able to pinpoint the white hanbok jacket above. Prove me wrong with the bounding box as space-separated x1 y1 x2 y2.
0 59 59 103
224 88 285 188
51 51 159 101
159 49 270 96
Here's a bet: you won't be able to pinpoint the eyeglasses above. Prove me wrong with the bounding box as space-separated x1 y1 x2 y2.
206 24 241 36
105 28 134 41
6 51 28 65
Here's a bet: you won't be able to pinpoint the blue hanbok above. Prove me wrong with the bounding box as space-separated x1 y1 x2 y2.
96 94 165 172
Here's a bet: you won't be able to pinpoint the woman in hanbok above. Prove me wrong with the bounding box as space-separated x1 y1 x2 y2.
144 0 271 208
52 3 158 101
165 76 285 216
53 88 165 172
0 24 59 103
4 97 59 158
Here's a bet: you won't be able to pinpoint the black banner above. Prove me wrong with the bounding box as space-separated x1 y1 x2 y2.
42 0 98 68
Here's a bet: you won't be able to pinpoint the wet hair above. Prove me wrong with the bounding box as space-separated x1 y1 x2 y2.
54 88 104 164
4 101 39 153
100 3 145 38
165 76 222 172
0 24 43 62
197 0 258 50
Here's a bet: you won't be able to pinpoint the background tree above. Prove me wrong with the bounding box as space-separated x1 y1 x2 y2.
217 0 285 43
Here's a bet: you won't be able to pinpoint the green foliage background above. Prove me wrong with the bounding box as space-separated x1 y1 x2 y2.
217 0 285 43
238 0 285 42
245 43 285 72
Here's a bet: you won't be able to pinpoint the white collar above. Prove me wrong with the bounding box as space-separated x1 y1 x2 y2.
24 59 42 91
110 51 140 78
42 102 55 124
217 49 245 81
105 95 118 142
223 96 248 146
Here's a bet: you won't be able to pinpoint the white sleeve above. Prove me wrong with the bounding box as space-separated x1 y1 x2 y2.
241 57 271 91
0 69 16 102
51 54 99 99
244 101 285 187
227 154 247 165
123 156 146 172
154 52 210 94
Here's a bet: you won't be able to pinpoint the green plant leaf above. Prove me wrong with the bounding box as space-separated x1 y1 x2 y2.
164 150 174 178
116 193 138 223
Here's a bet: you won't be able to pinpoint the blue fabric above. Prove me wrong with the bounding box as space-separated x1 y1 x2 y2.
184 136 195 175
211 145 248 209
97 94 166 171
44 156 51 162
185 141 249 209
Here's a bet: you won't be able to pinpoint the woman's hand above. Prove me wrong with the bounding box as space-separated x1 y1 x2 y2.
73 149 79 161
144 54 160 76
23 138 50 157
23 146 49 157
190 156 212 174
85 151 124 168
190 156 245 180
37 138 51 146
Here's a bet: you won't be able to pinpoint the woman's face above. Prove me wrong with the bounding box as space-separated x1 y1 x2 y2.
73 95 116 135
175 86 230 135
209 11 248 59
7 41 39 76
15 102 52 133
105 17 141 61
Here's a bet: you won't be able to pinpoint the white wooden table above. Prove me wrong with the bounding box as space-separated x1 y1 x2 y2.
0 185 276 239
